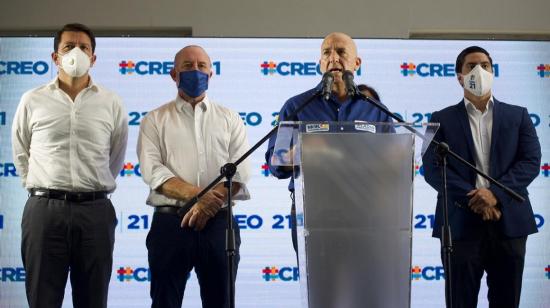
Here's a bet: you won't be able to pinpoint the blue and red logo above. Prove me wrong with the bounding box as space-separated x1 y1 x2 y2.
119 60 220 75
415 163 424 177
400 62 499 77
545 265 550 279
400 63 417 76
118 60 172 75
261 163 270 177
541 163 550 177
116 266 150 282
537 64 550 78
411 265 445 281
261 266 299 281
119 61 136 74
120 162 141 177
261 60 362 76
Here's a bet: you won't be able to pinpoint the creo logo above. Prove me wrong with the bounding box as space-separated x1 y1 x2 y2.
537 64 550 78
541 163 550 177
400 62 499 77
0 267 26 282
119 61 173 75
119 60 221 75
261 266 299 281
261 163 270 177
120 162 141 177
116 266 150 282
0 163 18 177
260 60 362 76
0 61 49 75
411 265 445 281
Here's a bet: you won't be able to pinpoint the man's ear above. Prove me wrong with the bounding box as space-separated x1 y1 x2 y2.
354 57 362 71
51 52 59 66
457 74 464 87
318 59 325 73
90 54 97 68
170 68 177 82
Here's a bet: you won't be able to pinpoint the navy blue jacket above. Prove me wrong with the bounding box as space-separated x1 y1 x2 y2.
265 82 393 191
422 98 541 240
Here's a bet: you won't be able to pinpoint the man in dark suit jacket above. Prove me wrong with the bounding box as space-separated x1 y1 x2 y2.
423 46 541 308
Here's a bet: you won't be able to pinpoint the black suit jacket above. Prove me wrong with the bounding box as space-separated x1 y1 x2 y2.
423 98 541 240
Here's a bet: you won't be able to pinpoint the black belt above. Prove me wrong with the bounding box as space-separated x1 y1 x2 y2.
155 205 227 216
30 188 108 202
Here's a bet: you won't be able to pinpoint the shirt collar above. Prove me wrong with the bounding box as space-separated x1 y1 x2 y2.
464 96 494 113
47 76 99 92
175 93 209 115
314 81 352 106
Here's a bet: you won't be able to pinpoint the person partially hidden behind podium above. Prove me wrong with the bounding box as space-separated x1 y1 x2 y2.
137 45 251 308
357 84 381 102
422 46 541 308
11 23 128 308
265 32 393 257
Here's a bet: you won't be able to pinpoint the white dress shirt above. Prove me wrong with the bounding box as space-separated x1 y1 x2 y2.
11 77 128 192
137 94 251 207
464 97 494 189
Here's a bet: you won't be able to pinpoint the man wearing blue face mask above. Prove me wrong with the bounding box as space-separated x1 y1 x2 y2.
11 23 128 308
137 45 251 308
423 46 541 308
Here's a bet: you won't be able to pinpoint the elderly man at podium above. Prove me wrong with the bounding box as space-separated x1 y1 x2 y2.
265 32 393 257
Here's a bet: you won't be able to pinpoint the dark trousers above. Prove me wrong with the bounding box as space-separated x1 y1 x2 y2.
21 196 116 308
443 223 527 308
147 210 241 308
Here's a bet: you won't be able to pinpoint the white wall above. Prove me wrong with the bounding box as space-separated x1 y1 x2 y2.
1 0 549 38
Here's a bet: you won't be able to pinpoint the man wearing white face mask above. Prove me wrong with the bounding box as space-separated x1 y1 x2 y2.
11 23 128 308
423 46 541 308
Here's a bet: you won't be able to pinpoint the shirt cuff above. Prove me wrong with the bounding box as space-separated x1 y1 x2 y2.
150 168 176 191
232 182 251 201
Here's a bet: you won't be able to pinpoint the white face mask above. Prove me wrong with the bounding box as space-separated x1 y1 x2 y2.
461 64 493 97
59 47 91 78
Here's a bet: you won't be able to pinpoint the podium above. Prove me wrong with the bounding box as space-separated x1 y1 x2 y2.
272 121 438 308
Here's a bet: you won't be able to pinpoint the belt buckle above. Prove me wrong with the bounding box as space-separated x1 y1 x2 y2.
75 192 85 202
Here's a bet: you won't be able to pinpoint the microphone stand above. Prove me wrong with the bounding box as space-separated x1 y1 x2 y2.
177 77 331 308
348 82 524 308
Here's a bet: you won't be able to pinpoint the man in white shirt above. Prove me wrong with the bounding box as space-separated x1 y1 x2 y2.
423 46 541 308
137 45 250 308
11 23 128 308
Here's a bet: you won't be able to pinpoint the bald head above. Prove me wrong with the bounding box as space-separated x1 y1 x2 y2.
321 32 358 57
174 45 212 69
319 32 361 81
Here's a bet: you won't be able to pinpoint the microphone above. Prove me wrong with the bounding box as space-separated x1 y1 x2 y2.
342 70 358 98
321 72 334 101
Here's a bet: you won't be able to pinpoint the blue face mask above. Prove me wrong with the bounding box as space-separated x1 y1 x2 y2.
178 70 209 98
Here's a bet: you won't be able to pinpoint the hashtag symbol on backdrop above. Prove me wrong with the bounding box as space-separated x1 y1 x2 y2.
260 61 277 75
